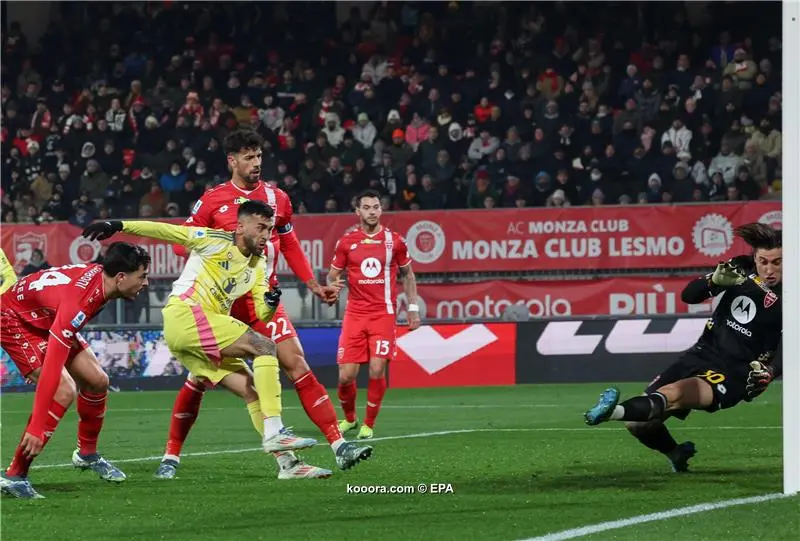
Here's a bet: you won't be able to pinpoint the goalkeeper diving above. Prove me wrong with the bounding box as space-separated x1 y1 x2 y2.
583 223 782 472
82 201 356 462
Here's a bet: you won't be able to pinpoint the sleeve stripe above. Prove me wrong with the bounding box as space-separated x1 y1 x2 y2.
399 260 412 267
207 232 234 241
330 264 344 270
49 330 71 348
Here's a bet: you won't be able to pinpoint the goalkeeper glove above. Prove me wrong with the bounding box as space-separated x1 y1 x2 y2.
264 287 282 310
711 260 746 288
83 221 123 241
745 361 773 401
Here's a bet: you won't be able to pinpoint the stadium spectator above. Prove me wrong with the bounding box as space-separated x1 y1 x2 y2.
0 2 783 223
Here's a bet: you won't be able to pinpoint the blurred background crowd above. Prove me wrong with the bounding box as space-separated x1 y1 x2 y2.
1 1 783 227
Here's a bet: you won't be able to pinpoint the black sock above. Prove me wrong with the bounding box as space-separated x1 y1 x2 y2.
630 423 679 455
617 393 668 422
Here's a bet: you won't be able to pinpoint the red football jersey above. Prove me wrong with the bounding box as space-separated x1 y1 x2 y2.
185 180 295 287
330 226 411 316
3 263 107 339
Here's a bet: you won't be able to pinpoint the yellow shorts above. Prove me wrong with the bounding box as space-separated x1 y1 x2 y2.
162 299 250 386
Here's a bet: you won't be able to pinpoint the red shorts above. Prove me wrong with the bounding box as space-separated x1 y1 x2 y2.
337 313 397 365
230 293 297 344
0 309 89 379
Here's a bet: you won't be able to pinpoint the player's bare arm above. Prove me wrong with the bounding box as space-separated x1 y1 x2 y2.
398 265 421 331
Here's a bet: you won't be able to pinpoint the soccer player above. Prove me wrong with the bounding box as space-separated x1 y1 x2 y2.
0 243 151 498
327 189 421 440
0 247 17 294
161 128 366 479
83 201 372 474
584 223 782 472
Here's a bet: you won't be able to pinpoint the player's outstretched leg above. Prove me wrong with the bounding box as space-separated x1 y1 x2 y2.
223 329 317 453
69 350 126 482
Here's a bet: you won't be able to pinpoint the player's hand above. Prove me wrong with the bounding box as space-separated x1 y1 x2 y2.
82 220 123 241
711 260 746 287
264 287 282 309
407 310 421 331
314 278 343 306
745 361 773 401
20 432 45 458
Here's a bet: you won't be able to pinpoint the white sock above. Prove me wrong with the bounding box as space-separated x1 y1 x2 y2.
331 437 346 453
274 451 297 470
610 405 625 421
263 416 284 438
163 453 180 464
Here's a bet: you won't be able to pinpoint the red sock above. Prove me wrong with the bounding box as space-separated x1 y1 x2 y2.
294 371 342 444
364 377 387 429
337 381 357 423
77 391 107 456
164 380 205 457
7 401 68 478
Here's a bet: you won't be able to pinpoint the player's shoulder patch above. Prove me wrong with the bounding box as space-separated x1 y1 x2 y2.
70 311 86 329
193 229 206 238
191 199 203 215
277 223 293 235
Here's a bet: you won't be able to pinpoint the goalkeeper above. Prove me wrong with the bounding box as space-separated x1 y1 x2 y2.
584 223 782 472
83 201 317 455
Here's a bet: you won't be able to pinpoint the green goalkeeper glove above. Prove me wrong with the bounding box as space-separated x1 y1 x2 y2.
711 260 746 287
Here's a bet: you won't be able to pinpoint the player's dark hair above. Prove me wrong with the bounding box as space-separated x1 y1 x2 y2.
355 189 382 207
223 128 264 155
735 223 782 251
238 200 274 220
101 242 151 276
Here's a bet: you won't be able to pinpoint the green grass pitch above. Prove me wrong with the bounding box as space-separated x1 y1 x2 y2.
1 383 797 540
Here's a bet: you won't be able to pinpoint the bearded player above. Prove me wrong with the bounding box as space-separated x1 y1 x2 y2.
327 189 421 440
0 243 150 498
585 223 782 472
157 128 370 479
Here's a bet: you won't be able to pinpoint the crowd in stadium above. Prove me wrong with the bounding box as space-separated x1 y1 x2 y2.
0 2 783 226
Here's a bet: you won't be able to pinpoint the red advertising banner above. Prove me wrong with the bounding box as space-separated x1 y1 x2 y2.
398 277 722 320
391 323 517 388
0 202 781 277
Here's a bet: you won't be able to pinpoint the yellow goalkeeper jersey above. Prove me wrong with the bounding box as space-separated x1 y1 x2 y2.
121 221 273 320
0 248 18 295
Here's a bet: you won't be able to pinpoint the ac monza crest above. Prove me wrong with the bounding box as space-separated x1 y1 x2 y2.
764 292 778 309
13 232 48 266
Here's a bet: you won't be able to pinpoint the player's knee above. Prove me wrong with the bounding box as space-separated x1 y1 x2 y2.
368 361 386 379
56 375 78 406
368 357 387 377
338 371 356 386
81 370 110 394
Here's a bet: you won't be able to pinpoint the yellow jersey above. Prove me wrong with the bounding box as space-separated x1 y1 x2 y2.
0 248 18 295
121 221 273 320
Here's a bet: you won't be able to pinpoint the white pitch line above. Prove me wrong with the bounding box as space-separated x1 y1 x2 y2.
1 404 563 414
31 426 780 470
520 493 793 541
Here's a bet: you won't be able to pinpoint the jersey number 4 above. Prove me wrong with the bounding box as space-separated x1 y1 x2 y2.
27 265 87 291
